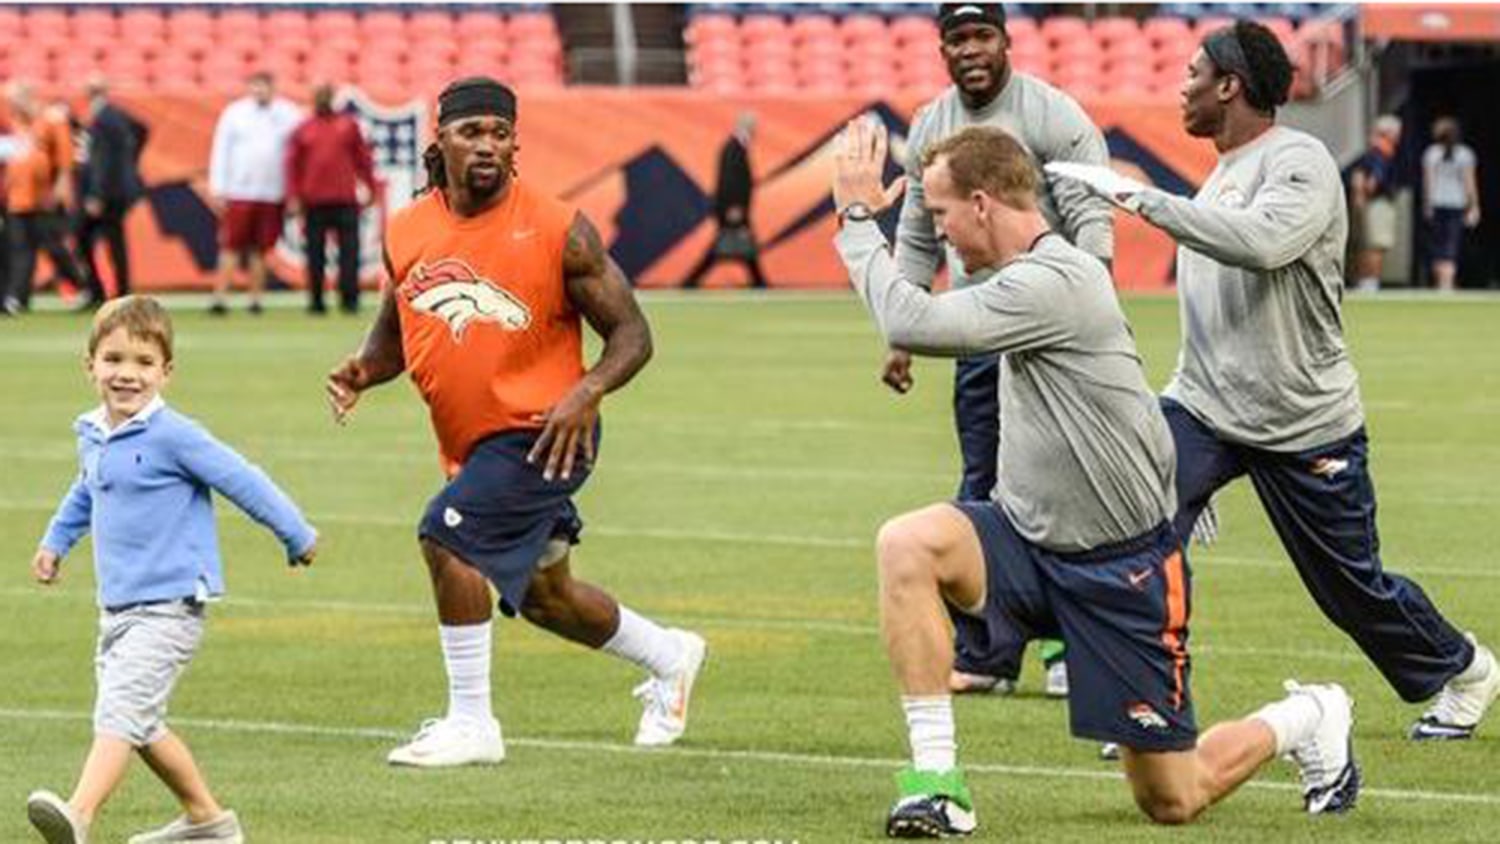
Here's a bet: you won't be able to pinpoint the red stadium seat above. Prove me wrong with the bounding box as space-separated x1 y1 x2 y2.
840 13 887 44
1006 17 1039 46
453 51 507 79
265 9 311 42
410 10 455 41
23 8 69 39
454 11 506 42
686 13 736 46
216 8 263 43
1040 16 1090 48
411 35 459 63
163 8 210 37
1104 35 1154 69
890 16 939 48
740 14 788 43
1193 17 1235 40
1142 16 1192 48
72 8 118 41
305 53 354 85
1092 16 1140 47
1052 35 1101 65
508 11 558 41
310 10 359 40
790 14 838 45
360 10 407 42
9 47 53 82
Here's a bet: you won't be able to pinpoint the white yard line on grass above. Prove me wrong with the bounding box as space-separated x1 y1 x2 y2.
0 706 1496 806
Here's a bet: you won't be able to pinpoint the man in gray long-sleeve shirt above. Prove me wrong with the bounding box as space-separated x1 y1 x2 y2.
833 120 1358 838
888 1 1114 696
1102 20 1498 742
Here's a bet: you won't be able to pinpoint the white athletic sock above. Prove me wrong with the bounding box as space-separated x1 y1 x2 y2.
440 622 493 724
601 605 683 677
1457 639 1493 684
1252 691 1322 755
903 696 957 772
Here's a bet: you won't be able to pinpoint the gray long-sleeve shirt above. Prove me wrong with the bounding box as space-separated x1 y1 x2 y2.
838 222 1175 553
896 74 1115 290
1138 125 1363 451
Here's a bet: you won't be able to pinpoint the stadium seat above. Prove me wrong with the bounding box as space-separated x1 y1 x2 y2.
360 10 407 42
840 13 887 43
740 14 789 42
310 9 359 40
790 14 838 44
1142 17 1193 49
1040 16 1090 47
1092 16 1140 47
890 15 939 47
162 7 210 38
410 10 456 41
1193 17 1235 39
23 8 69 40
72 8 118 41
685 12 736 46
1052 35 1101 65
453 11 506 42
1006 17 1039 47
508 11 558 40
215 8 263 42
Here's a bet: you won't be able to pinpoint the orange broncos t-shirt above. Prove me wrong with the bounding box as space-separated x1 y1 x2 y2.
5 113 72 213
385 180 583 476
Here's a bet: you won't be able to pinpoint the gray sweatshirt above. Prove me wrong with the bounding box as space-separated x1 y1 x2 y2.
837 222 1175 553
1137 125 1363 451
897 74 1115 290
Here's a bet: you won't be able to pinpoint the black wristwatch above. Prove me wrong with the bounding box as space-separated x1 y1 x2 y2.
837 202 874 225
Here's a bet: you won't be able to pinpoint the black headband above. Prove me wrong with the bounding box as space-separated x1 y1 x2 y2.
938 3 1007 36
437 77 516 127
1201 27 1264 108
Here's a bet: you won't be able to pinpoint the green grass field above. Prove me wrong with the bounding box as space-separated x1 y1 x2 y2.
2 292 1499 843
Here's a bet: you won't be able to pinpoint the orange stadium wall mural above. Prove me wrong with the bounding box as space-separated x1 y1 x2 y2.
7 89 1219 293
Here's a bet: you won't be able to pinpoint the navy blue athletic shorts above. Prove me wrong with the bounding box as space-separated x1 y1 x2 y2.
419 429 593 616
953 502 1197 751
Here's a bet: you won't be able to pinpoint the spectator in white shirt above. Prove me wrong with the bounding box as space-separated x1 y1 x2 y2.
207 72 302 315
1422 116 1481 292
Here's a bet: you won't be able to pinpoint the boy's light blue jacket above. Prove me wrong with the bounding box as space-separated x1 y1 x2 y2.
41 398 317 609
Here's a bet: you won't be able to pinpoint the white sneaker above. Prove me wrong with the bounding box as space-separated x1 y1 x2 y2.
1044 660 1069 698
1410 634 1500 741
386 715 505 767
26 790 88 844
633 629 707 746
948 671 1016 696
128 809 243 843
1282 681 1360 815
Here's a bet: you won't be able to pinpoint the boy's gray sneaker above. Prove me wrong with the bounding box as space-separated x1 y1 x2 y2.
26 791 88 844
128 809 243 843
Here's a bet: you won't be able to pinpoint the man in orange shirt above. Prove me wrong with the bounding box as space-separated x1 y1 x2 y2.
327 78 706 767
3 81 89 315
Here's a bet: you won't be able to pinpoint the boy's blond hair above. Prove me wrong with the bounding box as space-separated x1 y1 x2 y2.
922 126 1039 210
89 296 175 362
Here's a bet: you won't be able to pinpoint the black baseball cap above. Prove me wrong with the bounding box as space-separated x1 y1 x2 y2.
937 3 1008 36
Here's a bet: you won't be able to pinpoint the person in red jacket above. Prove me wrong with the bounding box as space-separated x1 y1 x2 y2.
285 83 377 314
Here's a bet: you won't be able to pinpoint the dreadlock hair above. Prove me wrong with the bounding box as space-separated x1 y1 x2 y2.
1230 20 1293 114
420 141 447 195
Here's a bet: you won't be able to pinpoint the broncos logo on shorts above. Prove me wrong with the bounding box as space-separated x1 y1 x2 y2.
401 258 532 340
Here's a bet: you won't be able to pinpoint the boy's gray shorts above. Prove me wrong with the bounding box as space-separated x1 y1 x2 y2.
94 600 205 746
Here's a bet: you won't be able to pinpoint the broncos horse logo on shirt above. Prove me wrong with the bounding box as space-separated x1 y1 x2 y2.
401 258 532 340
